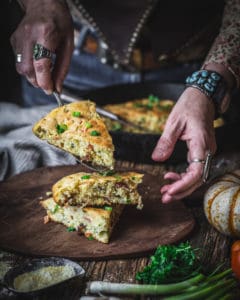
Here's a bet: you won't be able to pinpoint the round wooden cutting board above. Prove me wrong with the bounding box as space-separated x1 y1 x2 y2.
0 164 195 260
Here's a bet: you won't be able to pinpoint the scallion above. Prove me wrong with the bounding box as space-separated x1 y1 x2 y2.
87 269 237 297
104 206 112 211
148 94 160 103
111 122 122 131
90 130 101 136
56 124 68 134
81 175 91 180
85 122 92 129
99 170 116 176
52 204 60 214
67 226 76 232
72 111 81 117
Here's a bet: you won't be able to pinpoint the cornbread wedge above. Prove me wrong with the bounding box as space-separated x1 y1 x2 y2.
104 97 175 134
52 172 144 209
41 198 124 243
33 101 114 169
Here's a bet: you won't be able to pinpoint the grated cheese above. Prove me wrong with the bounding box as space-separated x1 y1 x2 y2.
13 265 75 292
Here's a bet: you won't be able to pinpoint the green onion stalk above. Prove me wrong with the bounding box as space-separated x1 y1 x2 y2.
86 269 238 298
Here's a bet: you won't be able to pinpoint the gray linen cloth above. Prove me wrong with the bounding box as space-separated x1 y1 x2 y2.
0 102 75 181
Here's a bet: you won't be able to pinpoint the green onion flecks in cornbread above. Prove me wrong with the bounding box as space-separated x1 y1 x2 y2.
104 96 175 134
41 198 124 243
52 171 144 209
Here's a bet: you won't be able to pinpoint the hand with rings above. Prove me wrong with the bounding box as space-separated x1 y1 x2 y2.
10 0 74 94
152 86 217 203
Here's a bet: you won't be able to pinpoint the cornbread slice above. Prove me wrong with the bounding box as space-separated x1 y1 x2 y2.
104 97 175 134
41 198 124 243
33 101 114 169
52 172 144 209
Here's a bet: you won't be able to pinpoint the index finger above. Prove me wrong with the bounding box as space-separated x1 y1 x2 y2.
165 137 208 194
53 35 74 93
152 116 183 161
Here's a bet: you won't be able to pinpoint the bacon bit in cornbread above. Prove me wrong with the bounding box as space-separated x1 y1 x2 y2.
44 215 50 224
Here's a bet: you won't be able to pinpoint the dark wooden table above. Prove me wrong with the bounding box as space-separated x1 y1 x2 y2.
0 156 239 300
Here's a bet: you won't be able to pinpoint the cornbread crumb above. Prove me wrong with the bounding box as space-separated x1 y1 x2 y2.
43 215 50 224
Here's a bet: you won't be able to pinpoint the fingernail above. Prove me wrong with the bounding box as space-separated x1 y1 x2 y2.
43 89 52 95
162 194 172 203
56 86 62 94
162 199 171 204
152 146 163 160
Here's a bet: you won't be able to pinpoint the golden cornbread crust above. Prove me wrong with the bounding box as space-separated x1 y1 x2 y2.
104 98 175 134
33 101 115 169
52 172 144 209
41 198 124 243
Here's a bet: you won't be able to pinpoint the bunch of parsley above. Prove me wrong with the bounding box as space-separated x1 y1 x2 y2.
136 242 199 284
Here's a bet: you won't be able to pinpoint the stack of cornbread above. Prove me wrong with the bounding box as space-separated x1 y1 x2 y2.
33 100 143 243
41 171 143 243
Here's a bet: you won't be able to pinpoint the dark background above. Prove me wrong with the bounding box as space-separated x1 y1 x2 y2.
1 1 240 124
1 1 23 104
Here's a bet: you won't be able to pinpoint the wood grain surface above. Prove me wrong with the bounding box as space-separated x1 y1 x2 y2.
1 159 239 300
0 163 195 259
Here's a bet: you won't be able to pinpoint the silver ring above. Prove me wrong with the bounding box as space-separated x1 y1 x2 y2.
190 158 205 164
190 151 213 183
202 151 213 183
33 43 53 60
16 54 22 63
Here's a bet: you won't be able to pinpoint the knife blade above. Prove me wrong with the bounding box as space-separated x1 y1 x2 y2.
52 91 64 106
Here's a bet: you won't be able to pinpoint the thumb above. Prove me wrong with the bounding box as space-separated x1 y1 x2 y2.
152 129 179 162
